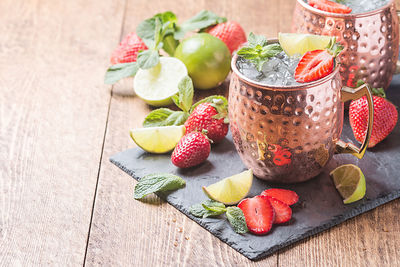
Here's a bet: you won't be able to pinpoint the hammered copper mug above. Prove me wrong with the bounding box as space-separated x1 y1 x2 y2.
229 52 374 183
292 0 400 89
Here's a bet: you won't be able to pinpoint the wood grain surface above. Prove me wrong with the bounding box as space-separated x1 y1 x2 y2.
1 0 399 266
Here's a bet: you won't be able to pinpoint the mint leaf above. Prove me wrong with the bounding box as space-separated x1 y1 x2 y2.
143 108 189 127
104 62 139 84
247 32 267 47
237 33 283 71
137 48 160 69
134 173 186 199
172 76 194 113
190 199 227 218
226 207 248 234
165 111 189 126
174 10 227 40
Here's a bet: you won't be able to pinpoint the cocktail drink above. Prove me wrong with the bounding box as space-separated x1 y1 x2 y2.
292 0 399 89
229 35 374 183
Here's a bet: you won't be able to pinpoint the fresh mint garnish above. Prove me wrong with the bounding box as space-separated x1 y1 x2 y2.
104 62 139 84
134 173 186 200
237 32 283 72
190 200 227 218
190 200 248 234
226 207 248 234
142 76 228 127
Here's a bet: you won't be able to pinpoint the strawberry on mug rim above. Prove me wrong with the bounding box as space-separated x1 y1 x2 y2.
308 0 352 14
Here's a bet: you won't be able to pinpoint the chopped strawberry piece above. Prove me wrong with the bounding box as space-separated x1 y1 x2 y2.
261 189 299 206
295 49 334 83
238 195 275 235
266 196 292 224
308 0 352 14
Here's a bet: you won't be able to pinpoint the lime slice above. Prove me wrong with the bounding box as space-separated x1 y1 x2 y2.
330 164 366 204
130 125 185 154
278 33 333 56
134 57 188 107
202 170 253 205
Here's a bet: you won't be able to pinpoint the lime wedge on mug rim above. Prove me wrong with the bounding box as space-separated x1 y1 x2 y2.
278 32 333 56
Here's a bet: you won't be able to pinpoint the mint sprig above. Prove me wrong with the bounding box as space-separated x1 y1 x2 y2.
134 173 186 200
142 76 228 127
104 63 139 84
189 200 248 234
237 32 283 71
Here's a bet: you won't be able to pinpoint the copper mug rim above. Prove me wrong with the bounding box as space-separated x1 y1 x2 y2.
231 39 341 92
296 0 395 18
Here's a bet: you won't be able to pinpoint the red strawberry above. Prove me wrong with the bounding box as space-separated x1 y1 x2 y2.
184 102 229 143
261 189 299 206
110 32 147 65
206 21 247 54
349 88 398 148
171 132 211 168
295 38 343 83
308 0 352 14
266 196 292 224
238 195 275 235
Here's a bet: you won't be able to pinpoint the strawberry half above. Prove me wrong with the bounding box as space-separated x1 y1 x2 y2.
206 21 247 54
308 0 352 14
266 196 292 224
295 38 343 83
238 195 275 235
261 188 299 206
349 87 398 148
171 132 211 168
110 32 147 65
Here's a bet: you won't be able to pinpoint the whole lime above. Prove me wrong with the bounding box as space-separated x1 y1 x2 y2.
174 33 231 90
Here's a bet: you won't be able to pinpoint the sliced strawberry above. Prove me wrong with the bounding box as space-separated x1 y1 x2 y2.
238 195 275 235
308 0 352 14
266 196 292 224
295 49 334 83
261 189 299 206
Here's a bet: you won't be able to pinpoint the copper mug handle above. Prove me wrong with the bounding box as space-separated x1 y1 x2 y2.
335 83 374 159
396 10 400 74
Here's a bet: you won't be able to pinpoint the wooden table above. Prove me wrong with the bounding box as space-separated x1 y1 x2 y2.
1 0 399 266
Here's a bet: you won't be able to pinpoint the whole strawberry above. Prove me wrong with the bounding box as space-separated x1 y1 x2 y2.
350 88 398 148
171 132 211 168
110 32 147 65
206 21 247 54
184 101 229 143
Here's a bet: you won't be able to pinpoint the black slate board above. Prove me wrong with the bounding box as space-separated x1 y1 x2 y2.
110 76 400 261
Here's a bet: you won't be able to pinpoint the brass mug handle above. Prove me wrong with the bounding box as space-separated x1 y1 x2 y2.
335 83 374 159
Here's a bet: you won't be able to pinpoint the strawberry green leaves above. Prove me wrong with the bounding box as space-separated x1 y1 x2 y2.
237 32 283 71
104 62 139 84
189 200 248 234
134 173 186 199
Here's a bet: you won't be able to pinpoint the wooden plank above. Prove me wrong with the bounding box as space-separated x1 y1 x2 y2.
85 0 286 266
0 0 125 265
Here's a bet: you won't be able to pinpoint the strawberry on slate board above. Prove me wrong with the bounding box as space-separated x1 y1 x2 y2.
185 102 229 143
308 0 352 14
266 196 292 224
171 132 211 168
206 21 247 54
261 188 299 206
349 87 398 148
110 32 147 65
238 195 275 235
295 38 343 83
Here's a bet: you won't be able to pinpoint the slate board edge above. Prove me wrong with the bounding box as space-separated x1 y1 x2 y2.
109 156 400 261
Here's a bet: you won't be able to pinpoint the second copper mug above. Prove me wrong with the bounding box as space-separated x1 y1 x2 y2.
292 0 400 89
229 52 374 183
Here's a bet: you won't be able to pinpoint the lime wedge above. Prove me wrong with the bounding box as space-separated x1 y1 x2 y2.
130 125 185 154
330 164 366 204
134 57 188 107
278 33 333 56
202 170 253 205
